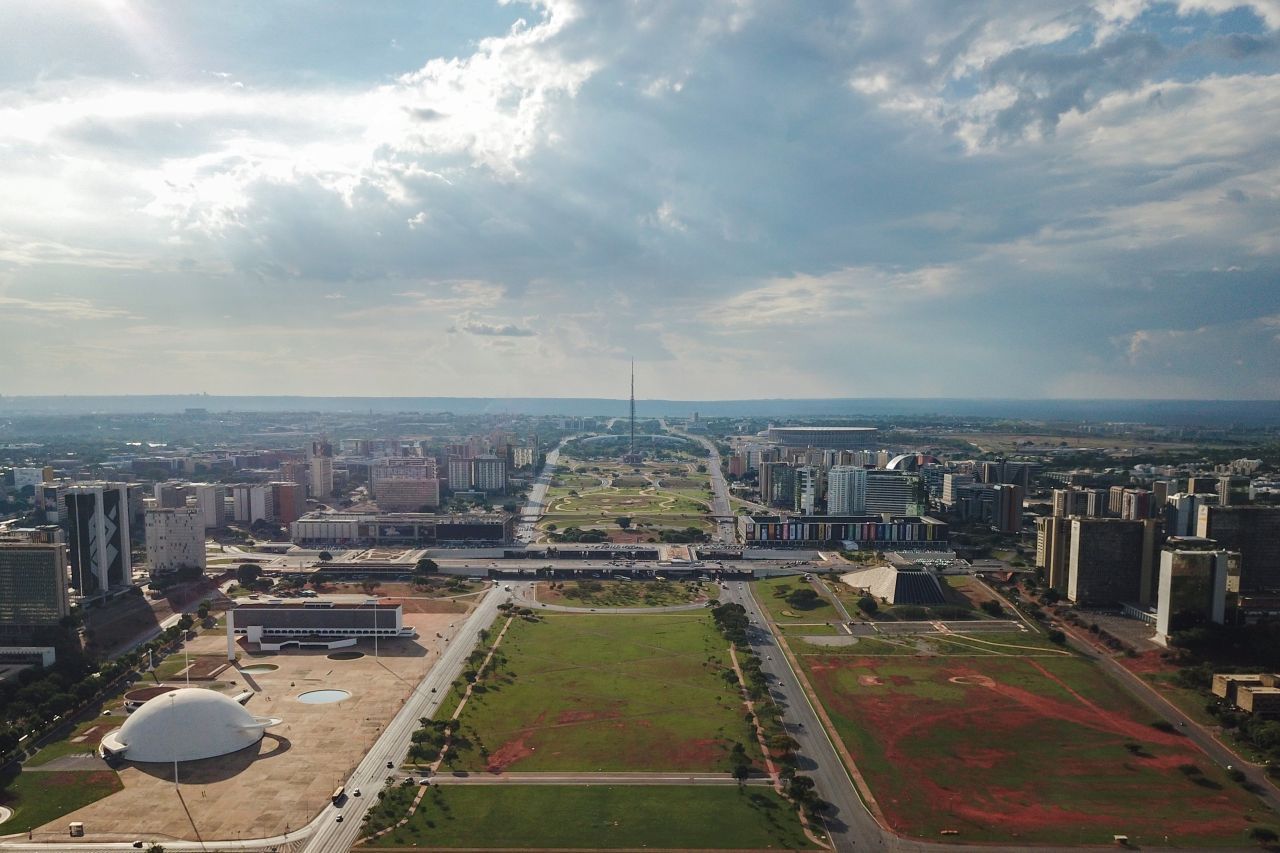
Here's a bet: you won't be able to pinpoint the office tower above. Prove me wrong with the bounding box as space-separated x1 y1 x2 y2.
64 483 131 596
942 474 974 508
1108 485 1126 516
1196 506 1280 592
1166 492 1218 537
339 438 369 456
760 462 796 509
307 439 334 499
981 460 1035 488
1084 489 1109 518
1120 489 1151 521
231 484 274 524
144 508 206 577
992 484 1025 533
1217 476 1250 507
1187 476 1218 495
1155 538 1238 643
1151 480 1171 507
1068 518 1157 606
1036 515 1071 592
152 481 189 509
1052 487 1088 518
0 543 69 638
271 481 307 525
827 467 868 515
371 459 440 511
728 454 748 478
470 456 508 493
193 484 227 529
446 456 472 491
866 471 922 515
795 466 821 514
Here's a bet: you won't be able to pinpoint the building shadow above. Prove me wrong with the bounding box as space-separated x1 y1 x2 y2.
127 733 292 784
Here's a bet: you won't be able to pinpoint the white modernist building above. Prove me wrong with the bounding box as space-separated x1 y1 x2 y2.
144 507 206 576
100 688 280 763
227 599 415 655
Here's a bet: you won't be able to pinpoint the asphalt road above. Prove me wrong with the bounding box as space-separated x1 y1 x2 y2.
718 581 880 852
664 423 736 543
516 441 565 543
296 584 510 853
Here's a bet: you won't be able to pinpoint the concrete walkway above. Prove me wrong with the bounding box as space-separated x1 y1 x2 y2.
428 771 772 786
512 583 709 614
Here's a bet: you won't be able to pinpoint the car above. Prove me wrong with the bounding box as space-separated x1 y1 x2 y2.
336 815 344 823
386 760 395 768
353 788 361 796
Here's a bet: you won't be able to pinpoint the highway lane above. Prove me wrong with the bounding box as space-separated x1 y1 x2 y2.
516 440 566 543
717 581 879 852
298 584 510 853
663 422 736 544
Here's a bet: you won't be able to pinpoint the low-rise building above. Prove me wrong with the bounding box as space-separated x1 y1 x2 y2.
290 511 513 546
227 599 414 653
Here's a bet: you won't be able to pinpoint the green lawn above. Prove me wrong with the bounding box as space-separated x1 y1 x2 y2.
24 713 121 767
0 769 122 832
541 579 709 608
797 651 1269 845
441 612 761 772
753 576 840 624
364 784 817 849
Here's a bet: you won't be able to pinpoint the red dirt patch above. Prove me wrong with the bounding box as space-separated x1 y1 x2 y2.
673 738 725 767
555 709 617 725
486 736 534 772
858 675 883 686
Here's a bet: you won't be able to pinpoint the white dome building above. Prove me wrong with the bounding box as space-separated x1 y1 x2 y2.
100 687 280 763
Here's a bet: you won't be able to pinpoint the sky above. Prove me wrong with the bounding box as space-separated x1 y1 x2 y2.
0 0 1278 400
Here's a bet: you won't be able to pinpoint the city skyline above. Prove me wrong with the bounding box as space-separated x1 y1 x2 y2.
1 1 1278 399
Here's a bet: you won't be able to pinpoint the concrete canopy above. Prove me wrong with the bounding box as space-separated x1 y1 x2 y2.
100 687 279 763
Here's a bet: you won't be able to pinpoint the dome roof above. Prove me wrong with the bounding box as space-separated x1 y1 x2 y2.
100 687 278 763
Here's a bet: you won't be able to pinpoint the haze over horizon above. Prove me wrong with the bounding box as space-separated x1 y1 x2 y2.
1 1 1278 399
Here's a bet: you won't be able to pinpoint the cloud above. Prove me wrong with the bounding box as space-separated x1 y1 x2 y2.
0 1 1276 398
454 314 536 337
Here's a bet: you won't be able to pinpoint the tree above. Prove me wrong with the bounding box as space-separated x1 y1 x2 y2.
318 551 333 562
979 600 1005 617
360 580 382 596
857 595 878 614
785 587 821 610
732 763 751 784
235 563 262 586
615 516 632 529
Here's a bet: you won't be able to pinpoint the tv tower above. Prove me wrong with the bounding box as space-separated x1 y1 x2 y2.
629 359 636 459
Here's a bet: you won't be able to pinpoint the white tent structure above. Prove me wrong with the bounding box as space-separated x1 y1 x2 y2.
100 687 280 763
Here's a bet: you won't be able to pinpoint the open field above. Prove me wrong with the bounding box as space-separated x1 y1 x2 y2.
441 612 762 772
537 579 710 608
0 769 123 833
797 649 1270 845
753 576 840 624
364 784 817 849
24 712 128 767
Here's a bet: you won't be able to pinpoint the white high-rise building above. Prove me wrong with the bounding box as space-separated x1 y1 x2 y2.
232 485 274 524
827 467 868 515
193 484 227 529
145 508 206 577
307 439 334 499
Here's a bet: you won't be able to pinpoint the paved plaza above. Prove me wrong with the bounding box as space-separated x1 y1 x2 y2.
34 611 460 843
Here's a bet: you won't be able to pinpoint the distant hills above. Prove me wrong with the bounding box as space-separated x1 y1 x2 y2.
1 395 1278 426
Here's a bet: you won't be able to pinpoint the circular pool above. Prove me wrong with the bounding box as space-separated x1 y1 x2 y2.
297 689 351 705
327 651 364 661
240 664 278 674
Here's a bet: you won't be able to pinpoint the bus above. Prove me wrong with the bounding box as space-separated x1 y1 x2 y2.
331 786 345 805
